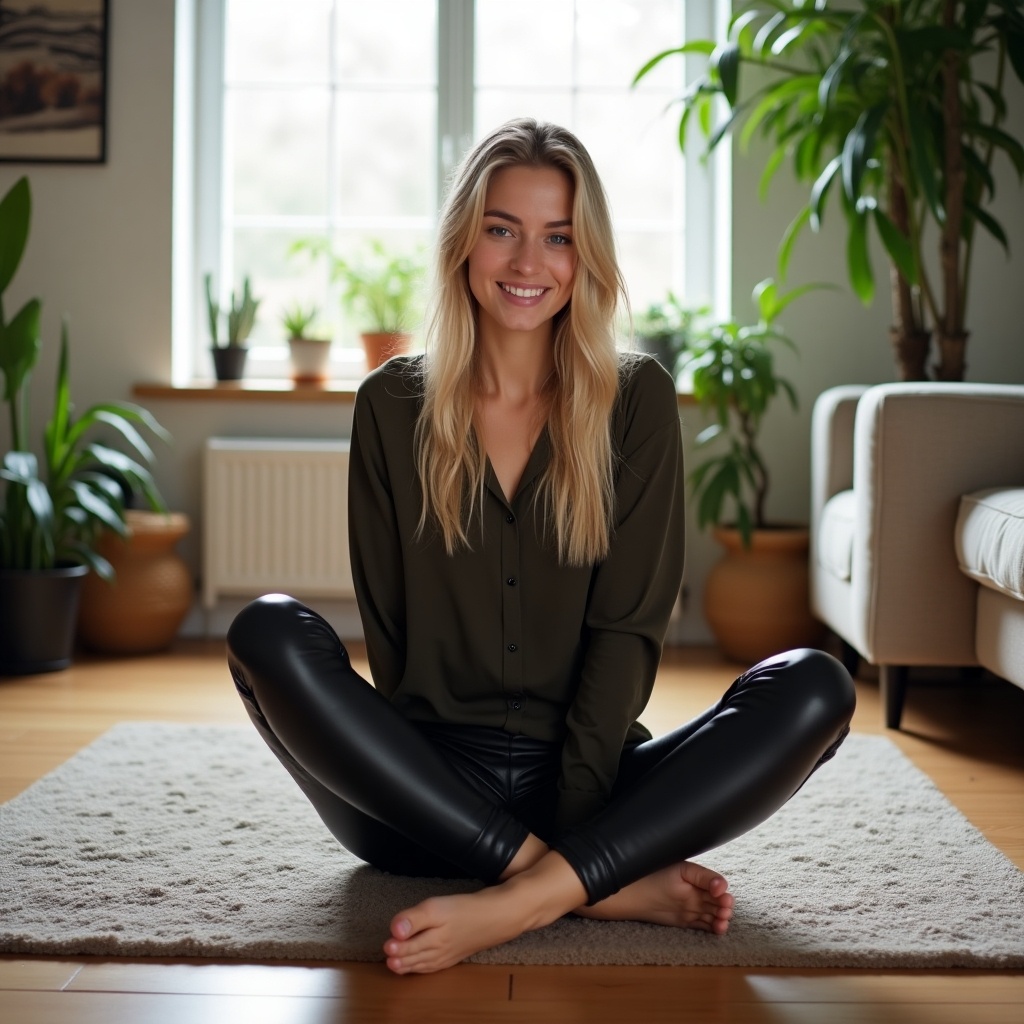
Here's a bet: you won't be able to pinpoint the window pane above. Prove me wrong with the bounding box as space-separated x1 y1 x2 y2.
576 0 684 90
575 93 681 221
335 0 437 83
616 232 678 311
474 92 574 138
228 89 329 216
336 92 437 218
475 0 575 88
226 0 332 82
229 227 333 348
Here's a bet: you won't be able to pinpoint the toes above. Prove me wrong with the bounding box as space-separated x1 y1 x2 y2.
390 897 444 941
680 861 729 898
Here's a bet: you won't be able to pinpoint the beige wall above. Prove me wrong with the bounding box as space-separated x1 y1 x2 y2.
2 1 1022 643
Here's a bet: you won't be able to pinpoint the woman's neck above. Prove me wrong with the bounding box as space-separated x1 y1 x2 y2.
474 324 556 402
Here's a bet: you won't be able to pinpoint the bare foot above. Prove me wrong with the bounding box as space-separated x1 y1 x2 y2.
383 853 587 974
576 860 734 935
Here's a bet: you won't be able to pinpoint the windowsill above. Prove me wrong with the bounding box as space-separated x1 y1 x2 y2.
133 379 365 402
134 379 698 404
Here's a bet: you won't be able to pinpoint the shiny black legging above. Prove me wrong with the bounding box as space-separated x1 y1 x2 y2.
227 594 855 905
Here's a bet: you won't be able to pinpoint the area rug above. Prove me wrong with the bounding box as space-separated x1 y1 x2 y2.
1 723 1022 968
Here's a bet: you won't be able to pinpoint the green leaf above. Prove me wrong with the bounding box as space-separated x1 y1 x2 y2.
847 211 874 304
632 41 716 86
46 318 72 463
810 155 842 231
873 208 918 285
0 298 41 403
965 199 1010 254
694 423 724 447
711 43 740 106
736 504 753 548
841 104 887 201
969 122 1024 179
1001 21 1024 86
0 177 31 296
778 206 811 279
69 479 124 534
753 12 786 58
61 540 114 581
758 147 787 200
908 114 943 219
819 49 852 111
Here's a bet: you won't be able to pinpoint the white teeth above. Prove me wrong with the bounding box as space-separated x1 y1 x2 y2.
501 283 545 298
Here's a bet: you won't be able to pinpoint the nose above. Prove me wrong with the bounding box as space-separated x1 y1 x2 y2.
510 237 540 275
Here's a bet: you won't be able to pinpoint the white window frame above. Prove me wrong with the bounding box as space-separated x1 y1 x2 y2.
173 0 730 385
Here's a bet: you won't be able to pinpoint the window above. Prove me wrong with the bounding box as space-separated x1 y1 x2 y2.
178 0 729 382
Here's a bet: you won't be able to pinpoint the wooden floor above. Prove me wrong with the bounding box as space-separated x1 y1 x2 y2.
1 639 1022 1023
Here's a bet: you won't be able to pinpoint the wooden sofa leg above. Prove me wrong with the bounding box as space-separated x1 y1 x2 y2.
839 640 861 677
880 665 908 729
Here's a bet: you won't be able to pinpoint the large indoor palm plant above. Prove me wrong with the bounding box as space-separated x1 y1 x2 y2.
1 177 168 672
637 0 1024 381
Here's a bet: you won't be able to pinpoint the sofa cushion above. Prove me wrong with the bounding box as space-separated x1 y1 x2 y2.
818 489 856 582
955 487 1024 600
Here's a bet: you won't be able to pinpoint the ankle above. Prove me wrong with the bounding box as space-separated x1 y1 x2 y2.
503 852 588 930
499 833 549 880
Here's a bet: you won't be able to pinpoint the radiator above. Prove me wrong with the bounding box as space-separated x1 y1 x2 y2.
202 438 354 609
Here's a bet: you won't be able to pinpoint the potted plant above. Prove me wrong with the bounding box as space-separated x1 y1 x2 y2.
206 272 261 381
281 301 332 383
633 292 701 377
681 279 824 662
636 1 1024 382
0 177 170 673
291 238 424 371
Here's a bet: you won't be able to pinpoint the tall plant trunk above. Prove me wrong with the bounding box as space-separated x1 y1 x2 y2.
936 0 968 381
935 330 969 382
887 163 929 381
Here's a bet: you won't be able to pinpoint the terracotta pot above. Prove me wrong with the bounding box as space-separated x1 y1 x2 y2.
360 331 410 372
78 511 193 655
703 525 824 664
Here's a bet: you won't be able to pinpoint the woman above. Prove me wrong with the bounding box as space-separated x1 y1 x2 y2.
227 118 855 975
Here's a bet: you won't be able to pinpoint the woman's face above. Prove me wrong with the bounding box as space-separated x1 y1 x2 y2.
466 163 577 342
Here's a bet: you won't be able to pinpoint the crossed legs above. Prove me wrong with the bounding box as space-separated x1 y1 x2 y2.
227 595 855 973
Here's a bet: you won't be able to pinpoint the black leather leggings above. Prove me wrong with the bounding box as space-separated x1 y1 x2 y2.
227 594 855 905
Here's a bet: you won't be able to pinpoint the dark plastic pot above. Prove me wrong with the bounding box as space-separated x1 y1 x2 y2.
0 564 89 675
211 345 247 381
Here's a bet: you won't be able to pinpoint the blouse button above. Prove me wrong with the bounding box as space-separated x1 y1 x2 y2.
505 513 515 524
507 642 518 653
506 577 517 586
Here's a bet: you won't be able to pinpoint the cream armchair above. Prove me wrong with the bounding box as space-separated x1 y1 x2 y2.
810 382 1024 728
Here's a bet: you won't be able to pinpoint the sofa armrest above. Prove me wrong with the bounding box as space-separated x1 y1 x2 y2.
811 385 869 560
850 383 1024 665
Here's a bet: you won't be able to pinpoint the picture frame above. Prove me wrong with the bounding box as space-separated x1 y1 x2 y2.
0 0 109 164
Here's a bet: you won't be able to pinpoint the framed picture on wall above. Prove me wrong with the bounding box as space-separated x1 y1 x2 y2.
0 0 109 164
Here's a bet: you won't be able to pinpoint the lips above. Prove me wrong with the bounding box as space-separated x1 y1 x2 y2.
499 282 547 298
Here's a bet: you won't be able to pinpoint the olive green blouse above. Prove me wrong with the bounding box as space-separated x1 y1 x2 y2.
348 353 685 831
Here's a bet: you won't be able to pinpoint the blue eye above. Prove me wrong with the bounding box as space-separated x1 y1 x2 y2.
487 225 513 237
549 234 572 246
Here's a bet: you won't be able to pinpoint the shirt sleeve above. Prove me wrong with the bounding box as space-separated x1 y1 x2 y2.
555 359 686 831
348 380 407 697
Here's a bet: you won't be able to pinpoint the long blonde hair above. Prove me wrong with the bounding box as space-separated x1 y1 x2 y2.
415 118 626 565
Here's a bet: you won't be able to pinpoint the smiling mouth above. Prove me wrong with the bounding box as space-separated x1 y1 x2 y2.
499 283 547 298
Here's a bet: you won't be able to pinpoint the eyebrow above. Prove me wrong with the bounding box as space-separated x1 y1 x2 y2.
483 209 573 229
